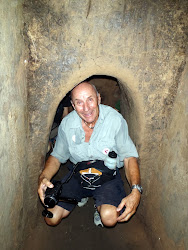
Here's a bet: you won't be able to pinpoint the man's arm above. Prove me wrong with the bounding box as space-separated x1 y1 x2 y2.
117 157 141 222
38 155 61 204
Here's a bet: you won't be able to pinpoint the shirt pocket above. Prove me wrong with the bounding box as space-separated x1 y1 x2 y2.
96 139 116 157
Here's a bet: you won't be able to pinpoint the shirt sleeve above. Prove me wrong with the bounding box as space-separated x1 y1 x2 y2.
50 124 70 163
115 117 139 165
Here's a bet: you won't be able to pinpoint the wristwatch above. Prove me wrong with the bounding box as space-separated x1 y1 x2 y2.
131 184 143 194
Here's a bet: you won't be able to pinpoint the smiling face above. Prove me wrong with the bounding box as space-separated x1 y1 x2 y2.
71 82 101 125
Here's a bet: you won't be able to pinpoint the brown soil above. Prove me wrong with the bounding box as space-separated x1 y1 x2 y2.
24 199 152 250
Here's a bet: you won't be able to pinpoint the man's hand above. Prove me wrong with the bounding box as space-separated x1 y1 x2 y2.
38 177 54 204
116 189 141 222
37 156 61 204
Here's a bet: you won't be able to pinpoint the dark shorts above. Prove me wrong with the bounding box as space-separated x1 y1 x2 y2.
57 168 126 212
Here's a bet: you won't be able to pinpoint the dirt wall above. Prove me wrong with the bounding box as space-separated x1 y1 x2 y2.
0 0 28 249
158 56 188 249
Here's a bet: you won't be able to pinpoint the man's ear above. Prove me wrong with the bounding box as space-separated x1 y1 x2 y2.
71 100 76 110
98 93 101 104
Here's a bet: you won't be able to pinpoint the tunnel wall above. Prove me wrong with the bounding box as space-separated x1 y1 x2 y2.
158 56 188 249
11 0 187 249
0 0 28 249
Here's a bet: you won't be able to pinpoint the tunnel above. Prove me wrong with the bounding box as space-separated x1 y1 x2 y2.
0 0 187 249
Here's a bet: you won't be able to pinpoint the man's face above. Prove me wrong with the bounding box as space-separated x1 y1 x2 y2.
71 82 101 124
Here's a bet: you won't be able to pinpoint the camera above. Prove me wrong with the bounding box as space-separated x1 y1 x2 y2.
44 180 78 209
44 180 62 208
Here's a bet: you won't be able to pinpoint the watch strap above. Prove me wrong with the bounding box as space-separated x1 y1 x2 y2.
131 184 143 194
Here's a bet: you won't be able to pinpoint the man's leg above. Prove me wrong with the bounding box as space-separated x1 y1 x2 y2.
44 205 70 226
94 170 126 227
44 169 84 226
97 204 119 227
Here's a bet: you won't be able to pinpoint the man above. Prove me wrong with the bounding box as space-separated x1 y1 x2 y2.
38 81 142 227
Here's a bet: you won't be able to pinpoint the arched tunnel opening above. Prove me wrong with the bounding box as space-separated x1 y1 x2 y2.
47 74 141 152
47 75 127 153
0 1 187 250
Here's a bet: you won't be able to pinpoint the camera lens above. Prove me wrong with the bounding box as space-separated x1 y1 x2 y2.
44 196 57 208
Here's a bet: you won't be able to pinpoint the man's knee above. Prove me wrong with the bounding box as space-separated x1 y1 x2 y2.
99 204 118 227
44 205 70 226
45 215 61 226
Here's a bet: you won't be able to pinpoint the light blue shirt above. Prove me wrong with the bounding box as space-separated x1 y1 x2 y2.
51 104 138 168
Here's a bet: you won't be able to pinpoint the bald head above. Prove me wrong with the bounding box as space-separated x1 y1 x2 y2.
70 81 101 125
71 82 98 101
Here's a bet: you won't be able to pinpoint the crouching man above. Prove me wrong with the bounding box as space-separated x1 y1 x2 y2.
38 81 142 227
